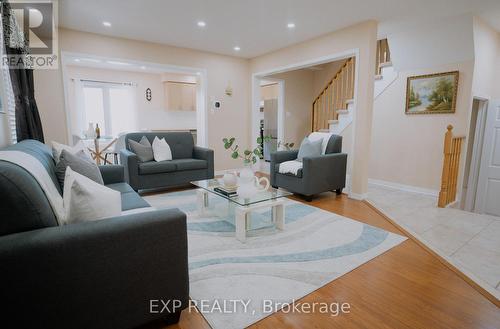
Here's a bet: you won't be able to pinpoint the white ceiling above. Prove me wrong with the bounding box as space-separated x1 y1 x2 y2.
59 0 500 58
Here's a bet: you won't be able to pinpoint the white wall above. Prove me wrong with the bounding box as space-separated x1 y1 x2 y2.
34 28 250 170
266 69 314 145
385 14 475 71
472 17 500 99
369 61 474 192
368 14 489 193
65 66 197 136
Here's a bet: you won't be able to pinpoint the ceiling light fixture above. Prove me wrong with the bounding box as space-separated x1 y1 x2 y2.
74 59 81 62
140 66 147 70
103 21 112 27
80 58 101 63
197 21 206 27
106 60 131 66
233 46 241 51
287 23 295 29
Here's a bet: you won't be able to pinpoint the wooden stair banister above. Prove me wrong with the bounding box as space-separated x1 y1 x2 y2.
438 125 466 208
311 57 355 132
375 38 391 75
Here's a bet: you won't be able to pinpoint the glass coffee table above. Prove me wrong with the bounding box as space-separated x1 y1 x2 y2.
191 179 292 242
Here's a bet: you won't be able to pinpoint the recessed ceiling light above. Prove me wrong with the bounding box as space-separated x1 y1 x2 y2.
74 58 80 62
80 58 101 63
287 23 295 29
106 60 131 66
140 66 147 70
197 21 206 27
103 21 111 27
233 46 241 51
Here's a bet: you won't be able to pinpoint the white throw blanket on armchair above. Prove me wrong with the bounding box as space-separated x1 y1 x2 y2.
278 132 333 176
278 160 303 176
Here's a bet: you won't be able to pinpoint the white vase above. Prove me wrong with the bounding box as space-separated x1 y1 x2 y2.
237 167 270 198
222 172 237 187
86 123 95 139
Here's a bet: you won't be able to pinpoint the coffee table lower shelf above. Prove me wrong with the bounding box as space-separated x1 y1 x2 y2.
196 188 285 242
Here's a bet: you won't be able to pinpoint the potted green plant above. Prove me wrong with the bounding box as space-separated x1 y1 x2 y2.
221 136 272 195
222 136 272 166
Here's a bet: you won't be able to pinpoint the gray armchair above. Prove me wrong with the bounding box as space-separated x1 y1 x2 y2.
270 134 347 201
121 132 214 191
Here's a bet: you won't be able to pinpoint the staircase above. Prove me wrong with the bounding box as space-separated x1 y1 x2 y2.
312 57 355 132
312 39 396 135
374 38 398 99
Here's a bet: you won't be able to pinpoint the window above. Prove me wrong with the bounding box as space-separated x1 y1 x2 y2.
83 86 106 134
79 81 136 137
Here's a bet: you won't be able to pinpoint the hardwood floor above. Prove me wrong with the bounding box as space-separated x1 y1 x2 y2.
149 191 500 329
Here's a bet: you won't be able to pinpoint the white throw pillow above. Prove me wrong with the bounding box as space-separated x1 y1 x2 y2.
61 167 121 225
52 141 92 163
152 136 172 162
308 132 332 155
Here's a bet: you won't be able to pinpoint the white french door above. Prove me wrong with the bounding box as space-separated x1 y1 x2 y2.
475 99 500 216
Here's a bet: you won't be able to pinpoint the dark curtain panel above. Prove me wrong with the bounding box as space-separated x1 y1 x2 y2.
1 1 45 142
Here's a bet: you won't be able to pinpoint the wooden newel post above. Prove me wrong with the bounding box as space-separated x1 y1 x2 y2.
438 125 454 207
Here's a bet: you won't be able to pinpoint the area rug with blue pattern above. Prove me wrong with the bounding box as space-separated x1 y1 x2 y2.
143 190 406 329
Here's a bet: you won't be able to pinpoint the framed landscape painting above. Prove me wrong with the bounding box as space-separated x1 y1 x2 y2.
405 71 459 114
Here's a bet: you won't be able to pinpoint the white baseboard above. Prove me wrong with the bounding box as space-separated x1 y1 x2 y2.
368 178 439 197
349 192 367 200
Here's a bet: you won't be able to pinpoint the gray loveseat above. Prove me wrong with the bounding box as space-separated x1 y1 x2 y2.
121 132 214 191
0 140 189 329
270 134 347 201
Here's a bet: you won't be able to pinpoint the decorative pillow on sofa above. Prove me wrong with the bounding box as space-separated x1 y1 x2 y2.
62 167 121 224
152 136 172 162
55 149 104 189
308 132 332 155
129 136 154 162
52 141 92 163
297 137 323 161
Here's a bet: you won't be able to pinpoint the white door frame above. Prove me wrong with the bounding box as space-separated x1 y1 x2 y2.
475 98 500 214
251 48 360 196
464 97 489 212
60 51 208 147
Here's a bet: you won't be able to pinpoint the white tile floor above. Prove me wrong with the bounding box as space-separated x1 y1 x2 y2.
367 184 500 299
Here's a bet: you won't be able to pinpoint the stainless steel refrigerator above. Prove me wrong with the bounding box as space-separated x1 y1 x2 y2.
263 98 278 161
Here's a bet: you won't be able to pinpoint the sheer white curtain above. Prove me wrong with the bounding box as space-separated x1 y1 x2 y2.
108 85 137 135
71 80 137 139
0 13 17 144
72 79 86 140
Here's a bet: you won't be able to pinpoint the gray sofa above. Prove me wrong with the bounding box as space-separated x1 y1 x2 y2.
0 140 189 329
121 132 214 191
270 134 347 201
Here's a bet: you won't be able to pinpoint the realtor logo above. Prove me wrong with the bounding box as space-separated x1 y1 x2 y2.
2 1 58 69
